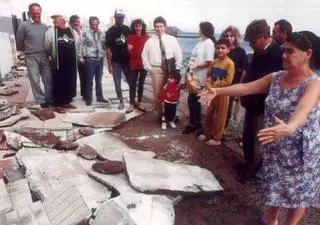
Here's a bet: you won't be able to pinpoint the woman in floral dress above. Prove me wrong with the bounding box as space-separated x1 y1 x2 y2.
200 31 320 225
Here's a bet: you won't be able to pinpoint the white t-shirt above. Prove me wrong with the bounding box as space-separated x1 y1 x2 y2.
188 38 215 86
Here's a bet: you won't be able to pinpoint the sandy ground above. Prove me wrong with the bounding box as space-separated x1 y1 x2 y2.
114 111 320 225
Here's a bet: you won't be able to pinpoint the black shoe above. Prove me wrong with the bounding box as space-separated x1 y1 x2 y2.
182 125 196 134
97 98 111 104
40 102 49 108
86 100 92 106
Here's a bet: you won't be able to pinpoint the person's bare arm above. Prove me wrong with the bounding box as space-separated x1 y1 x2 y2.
200 73 273 104
258 79 320 144
216 73 272 96
106 48 113 74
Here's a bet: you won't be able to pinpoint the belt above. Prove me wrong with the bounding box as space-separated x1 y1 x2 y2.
151 65 162 68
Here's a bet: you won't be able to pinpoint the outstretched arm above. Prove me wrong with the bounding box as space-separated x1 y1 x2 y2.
258 79 320 144
200 73 273 104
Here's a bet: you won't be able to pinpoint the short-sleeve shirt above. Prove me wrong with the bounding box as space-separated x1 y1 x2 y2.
188 38 215 86
105 25 131 64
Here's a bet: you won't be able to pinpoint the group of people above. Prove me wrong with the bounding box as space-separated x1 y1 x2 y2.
16 2 320 225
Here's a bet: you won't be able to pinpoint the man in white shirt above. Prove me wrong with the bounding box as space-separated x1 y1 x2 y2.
142 16 182 121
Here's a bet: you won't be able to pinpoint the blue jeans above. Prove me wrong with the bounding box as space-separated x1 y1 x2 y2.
84 58 104 101
112 61 130 102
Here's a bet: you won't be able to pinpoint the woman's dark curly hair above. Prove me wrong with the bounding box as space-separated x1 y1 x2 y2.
130 19 147 35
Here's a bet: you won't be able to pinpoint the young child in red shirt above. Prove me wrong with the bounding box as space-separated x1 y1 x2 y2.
159 72 185 130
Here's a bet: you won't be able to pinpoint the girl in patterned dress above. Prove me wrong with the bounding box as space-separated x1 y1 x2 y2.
199 31 320 225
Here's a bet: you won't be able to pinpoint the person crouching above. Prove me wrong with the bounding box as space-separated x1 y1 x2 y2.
159 71 185 130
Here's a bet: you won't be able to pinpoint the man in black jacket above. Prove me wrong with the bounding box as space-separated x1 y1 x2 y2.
240 19 283 177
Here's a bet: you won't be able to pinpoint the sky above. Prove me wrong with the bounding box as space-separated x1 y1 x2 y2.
2 0 320 34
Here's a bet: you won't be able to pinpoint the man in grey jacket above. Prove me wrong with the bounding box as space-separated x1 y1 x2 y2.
16 3 53 107
79 16 109 106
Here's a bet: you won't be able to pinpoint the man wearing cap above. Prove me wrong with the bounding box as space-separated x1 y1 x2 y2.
141 16 182 121
80 16 109 106
272 19 292 46
240 19 283 177
16 3 53 108
105 9 131 110
45 16 77 109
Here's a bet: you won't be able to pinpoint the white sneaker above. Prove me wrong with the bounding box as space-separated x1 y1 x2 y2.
161 122 167 130
198 134 206 141
169 121 176 128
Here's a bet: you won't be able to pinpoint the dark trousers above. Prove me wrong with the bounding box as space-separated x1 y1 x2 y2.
128 69 147 105
225 97 235 128
84 58 104 101
163 102 177 122
78 62 86 97
112 61 130 102
188 93 202 126
242 111 264 170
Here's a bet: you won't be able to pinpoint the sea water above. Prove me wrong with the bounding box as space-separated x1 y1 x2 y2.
177 36 252 60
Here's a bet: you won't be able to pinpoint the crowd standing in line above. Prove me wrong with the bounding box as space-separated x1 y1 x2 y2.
16 3 320 225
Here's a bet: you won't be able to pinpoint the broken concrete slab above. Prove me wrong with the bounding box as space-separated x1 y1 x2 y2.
0 179 12 213
76 145 97 160
16 148 112 209
0 108 30 127
5 201 51 225
86 112 125 128
63 112 125 128
0 104 10 112
88 171 138 195
0 88 18 96
6 179 32 208
16 129 60 148
3 168 24 183
124 154 223 194
92 161 124 174
75 133 156 162
4 131 38 150
43 185 91 225
17 113 73 131
90 194 175 225
0 106 16 121
31 108 55 121
67 128 109 142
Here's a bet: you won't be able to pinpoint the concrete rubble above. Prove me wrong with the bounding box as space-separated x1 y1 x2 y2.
124 153 224 194
16 148 112 210
0 108 30 127
5 201 51 225
0 179 12 213
63 111 126 128
90 194 175 225
0 60 226 225
75 133 156 162
6 179 33 208
42 185 90 225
